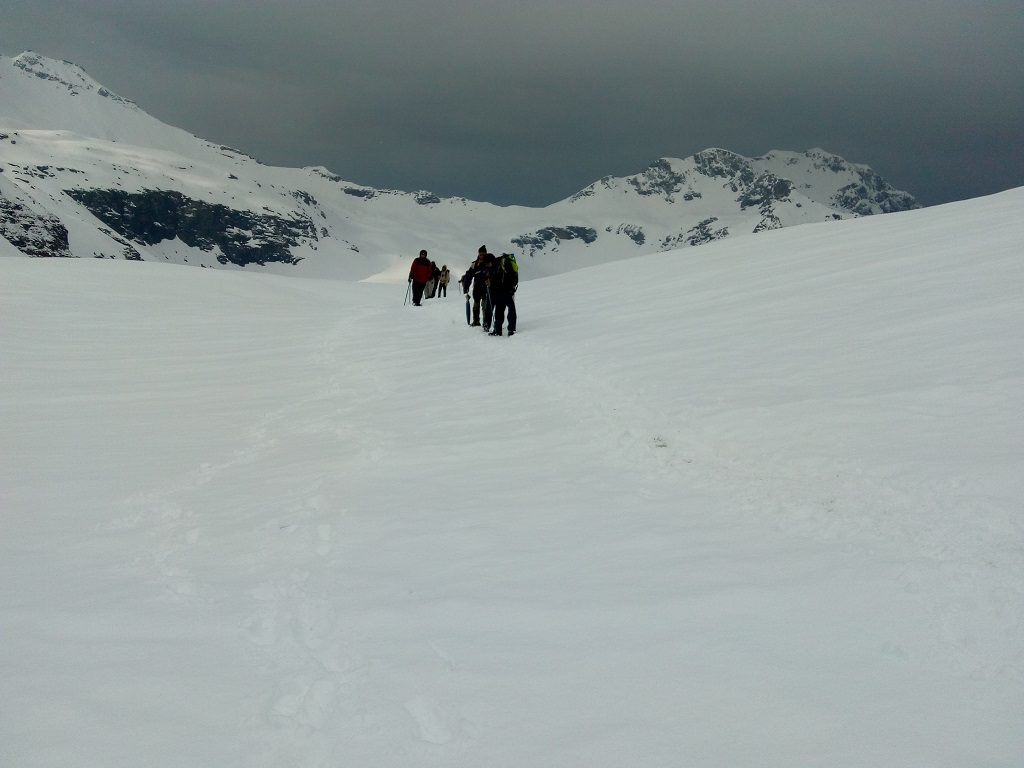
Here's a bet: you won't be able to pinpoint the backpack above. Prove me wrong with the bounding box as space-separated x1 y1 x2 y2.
496 253 519 292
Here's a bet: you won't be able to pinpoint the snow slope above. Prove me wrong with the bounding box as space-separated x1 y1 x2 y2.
2 187 1022 766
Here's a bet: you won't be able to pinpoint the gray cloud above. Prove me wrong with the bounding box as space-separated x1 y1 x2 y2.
2 0 1022 205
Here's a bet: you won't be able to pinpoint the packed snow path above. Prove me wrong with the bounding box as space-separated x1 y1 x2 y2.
3 191 1023 766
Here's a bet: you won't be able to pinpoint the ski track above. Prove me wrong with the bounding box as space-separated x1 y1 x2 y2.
105 287 1023 763
102 289 709 762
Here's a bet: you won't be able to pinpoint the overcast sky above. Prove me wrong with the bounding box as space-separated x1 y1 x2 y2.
2 0 1022 206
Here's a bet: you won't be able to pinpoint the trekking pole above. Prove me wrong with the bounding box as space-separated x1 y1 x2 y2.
404 281 411 306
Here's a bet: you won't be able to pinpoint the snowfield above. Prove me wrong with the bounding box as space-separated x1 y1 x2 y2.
2 189 1023 766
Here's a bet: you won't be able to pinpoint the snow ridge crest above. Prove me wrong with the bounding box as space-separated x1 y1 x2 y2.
10 51 136 107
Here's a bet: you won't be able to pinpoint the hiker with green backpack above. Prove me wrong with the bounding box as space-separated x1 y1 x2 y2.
488 252 519 337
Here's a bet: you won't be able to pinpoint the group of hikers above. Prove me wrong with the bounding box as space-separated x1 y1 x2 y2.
408 245 519 336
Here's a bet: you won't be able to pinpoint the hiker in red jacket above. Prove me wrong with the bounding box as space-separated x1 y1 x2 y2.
408 249 433 306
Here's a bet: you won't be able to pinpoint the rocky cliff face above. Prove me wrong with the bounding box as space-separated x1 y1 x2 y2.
64 189 317 267
833 170 919 214
0 192 70 258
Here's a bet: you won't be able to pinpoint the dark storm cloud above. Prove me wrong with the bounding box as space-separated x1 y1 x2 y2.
2 0 1022 205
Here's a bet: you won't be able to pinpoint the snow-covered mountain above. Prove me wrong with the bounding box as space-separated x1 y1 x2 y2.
1 52 919 279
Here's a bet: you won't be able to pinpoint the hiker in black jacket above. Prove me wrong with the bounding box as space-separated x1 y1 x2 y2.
478 250 497 331
465 246 491 327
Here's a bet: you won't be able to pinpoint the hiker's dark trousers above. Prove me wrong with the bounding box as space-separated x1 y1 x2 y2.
493 291 516 333
411 281 426 305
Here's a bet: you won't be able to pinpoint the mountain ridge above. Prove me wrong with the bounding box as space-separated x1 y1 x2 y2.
1 51 920 280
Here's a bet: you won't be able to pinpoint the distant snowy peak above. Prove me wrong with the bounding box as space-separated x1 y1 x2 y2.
0 51 232 163
571 149 777 202
571 147 918 216
10 51 137 108
755 148 919 215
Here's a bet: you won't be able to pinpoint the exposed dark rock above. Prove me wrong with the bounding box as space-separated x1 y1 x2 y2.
804 149 848 173
738 173 794 211
606 223 646 245
832 168 919 214
753 214 783 233
344 187 375 199
692 149 755 188
65 188 315 266
662 217 730 249
4 164 84 181
291 190 318 207
0 195 72 257
512 225 598 255
628 159 688 201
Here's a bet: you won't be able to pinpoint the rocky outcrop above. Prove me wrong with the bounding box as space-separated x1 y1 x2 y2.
628 159 689 201
512 226 599 256
660 217 730 250
693 149 756 188
65 188 316 266
0 194 71 258
832 167 919 214
738 173 794 211
607 223 646 245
